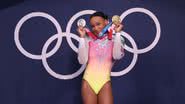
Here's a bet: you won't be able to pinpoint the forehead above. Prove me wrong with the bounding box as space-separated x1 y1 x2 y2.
90 16 105 24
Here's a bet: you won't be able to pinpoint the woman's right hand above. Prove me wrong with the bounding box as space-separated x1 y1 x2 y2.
77 26 86 38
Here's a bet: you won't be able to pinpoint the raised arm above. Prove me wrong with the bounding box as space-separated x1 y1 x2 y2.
113 31 125 60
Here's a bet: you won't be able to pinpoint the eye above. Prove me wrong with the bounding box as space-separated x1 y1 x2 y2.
90 25 95 28
96 23 100 26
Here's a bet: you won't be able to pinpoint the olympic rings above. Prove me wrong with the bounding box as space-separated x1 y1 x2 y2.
14 8 161 79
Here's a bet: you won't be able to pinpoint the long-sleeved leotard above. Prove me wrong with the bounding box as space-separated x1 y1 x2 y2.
78 31 125 94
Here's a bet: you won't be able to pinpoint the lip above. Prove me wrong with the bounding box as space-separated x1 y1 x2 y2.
93 30 101 35
92 31 98 35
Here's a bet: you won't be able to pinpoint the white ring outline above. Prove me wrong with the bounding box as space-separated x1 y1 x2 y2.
14 8 161 79
111 31 138 76
66 10 96 52
14 12 63 60
41 32 86 79
120 8 161 54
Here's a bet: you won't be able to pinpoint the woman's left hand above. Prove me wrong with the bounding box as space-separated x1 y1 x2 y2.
114 23 123 33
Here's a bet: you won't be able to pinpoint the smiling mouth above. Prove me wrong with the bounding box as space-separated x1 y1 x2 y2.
92 31 98 35
93 31 101 35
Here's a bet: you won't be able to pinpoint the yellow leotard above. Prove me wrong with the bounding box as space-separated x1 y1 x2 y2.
83 37 113 94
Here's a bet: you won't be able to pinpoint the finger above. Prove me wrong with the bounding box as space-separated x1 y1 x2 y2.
119 24 123 29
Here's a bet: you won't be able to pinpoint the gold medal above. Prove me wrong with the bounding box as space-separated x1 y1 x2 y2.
112 15 121 25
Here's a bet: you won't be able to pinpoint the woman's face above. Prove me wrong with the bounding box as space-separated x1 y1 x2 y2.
90 16 108 35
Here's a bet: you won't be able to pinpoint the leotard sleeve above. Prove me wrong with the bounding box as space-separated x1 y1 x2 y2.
113 31 125 60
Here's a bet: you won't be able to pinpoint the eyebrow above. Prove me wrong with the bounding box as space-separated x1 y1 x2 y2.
91 22 101 27
90 24 95 27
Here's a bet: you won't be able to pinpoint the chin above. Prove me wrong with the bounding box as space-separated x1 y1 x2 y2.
93 32 98 35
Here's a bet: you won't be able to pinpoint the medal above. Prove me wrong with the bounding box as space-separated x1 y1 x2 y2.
77 19 86 27
112 15 121 25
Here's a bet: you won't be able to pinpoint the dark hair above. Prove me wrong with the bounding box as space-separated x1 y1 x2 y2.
90 11 108 20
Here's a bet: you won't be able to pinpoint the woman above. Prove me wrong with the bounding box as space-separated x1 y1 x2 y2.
77 11 125 104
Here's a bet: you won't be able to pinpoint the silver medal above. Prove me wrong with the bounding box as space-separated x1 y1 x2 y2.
77 19 86 27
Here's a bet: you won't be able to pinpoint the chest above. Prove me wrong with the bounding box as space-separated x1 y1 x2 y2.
88 39 113 59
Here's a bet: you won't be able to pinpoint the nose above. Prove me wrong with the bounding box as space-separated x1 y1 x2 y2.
94 26 99 31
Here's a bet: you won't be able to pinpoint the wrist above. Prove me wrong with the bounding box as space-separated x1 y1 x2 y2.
80 35 85 38
115 30 122 34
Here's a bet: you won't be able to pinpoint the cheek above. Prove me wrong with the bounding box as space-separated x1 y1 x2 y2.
92 27 96 31
98 25 104 30
92 25 105 32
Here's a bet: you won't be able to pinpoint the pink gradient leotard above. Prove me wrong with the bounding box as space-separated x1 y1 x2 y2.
78 32 125 94
83 37 113 94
